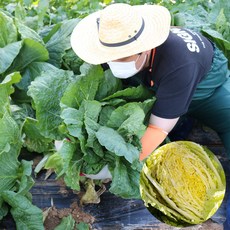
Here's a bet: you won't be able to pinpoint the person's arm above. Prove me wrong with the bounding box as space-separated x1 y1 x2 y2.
139 114 179 161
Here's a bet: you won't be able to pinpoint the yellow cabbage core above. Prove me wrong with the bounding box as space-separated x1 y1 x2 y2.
140 141 226 226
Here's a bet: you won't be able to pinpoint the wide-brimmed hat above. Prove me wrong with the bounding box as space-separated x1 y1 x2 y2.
71 3 171 65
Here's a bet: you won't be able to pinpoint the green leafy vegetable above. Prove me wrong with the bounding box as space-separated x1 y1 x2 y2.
27 68 74 139
6 38 49 75
0 42 22 74
2 191 44 230
22 117 53 153
45 19 80 67
37 64 155 199
0 11 17 47
0 73 41 228
54 215 75 230
96 126 139 163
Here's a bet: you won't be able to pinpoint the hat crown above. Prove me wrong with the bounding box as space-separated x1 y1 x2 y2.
71 3 171 64
98 4 143 45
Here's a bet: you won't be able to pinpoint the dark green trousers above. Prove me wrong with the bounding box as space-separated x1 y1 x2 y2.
188 45 230 158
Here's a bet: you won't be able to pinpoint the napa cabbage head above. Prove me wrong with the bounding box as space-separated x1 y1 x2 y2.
140 141 226 227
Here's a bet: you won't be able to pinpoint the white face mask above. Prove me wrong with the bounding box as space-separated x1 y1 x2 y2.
107 54 147 79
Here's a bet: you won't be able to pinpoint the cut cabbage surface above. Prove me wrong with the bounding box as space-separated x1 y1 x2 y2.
140 141 226 227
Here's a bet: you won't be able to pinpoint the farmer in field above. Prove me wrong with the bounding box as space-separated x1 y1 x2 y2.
70 3 230 162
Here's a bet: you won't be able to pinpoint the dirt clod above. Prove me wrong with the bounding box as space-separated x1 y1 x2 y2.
43 202 95 230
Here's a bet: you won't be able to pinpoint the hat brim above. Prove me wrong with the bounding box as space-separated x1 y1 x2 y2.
70 5 171 65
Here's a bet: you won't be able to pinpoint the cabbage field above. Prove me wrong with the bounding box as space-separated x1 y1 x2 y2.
0 0 229 229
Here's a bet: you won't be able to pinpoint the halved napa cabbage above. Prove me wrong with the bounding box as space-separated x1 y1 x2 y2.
140 141 226 227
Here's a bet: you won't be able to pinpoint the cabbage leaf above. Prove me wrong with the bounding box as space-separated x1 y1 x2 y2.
0 74 43 228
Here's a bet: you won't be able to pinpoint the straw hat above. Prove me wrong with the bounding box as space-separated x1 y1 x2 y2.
71 3 171 65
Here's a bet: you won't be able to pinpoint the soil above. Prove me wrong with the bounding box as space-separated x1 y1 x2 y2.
31 157 95 229
56 178 73 197
43 201 95 230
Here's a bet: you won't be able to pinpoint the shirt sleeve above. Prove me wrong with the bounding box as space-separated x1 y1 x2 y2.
152 62 205 119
